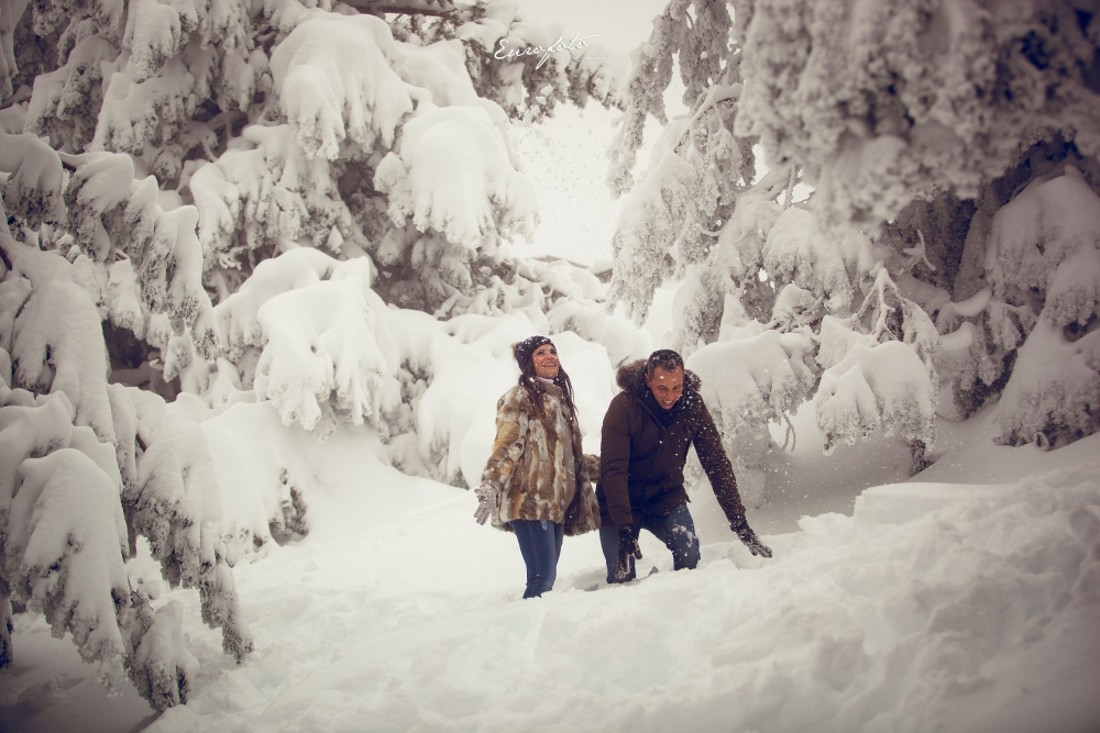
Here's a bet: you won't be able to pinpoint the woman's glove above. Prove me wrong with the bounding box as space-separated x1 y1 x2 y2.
473 483 499 525
730 516 772 558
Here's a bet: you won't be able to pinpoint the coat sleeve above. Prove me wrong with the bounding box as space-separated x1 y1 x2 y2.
691 401 746 523
600 393 635 528
480 389 528 493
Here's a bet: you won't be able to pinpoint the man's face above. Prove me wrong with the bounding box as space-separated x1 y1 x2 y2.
644 366 684 410
531 343 560 379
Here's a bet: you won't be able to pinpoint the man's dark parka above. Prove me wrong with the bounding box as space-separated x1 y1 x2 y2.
598 359 746 528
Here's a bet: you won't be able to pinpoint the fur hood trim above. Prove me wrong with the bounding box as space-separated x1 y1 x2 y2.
615 358 701 395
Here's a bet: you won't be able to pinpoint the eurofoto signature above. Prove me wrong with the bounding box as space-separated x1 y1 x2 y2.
493 34 602 69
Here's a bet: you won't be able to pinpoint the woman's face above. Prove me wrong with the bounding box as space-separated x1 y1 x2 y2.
531 343 560 379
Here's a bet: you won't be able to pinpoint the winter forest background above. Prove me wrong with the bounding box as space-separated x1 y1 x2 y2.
1 0 1099 730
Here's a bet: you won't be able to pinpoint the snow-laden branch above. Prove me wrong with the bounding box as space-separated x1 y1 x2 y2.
129 418 254 662
0 131 64 230
62 151 217 356
0 387 193 709
814 340 936 458
271 13 414 160
215 250 402 435
375 103 537 248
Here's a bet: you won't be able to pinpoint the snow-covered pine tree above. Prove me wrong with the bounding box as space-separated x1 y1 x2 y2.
607 0 1100 463
1 0 627 709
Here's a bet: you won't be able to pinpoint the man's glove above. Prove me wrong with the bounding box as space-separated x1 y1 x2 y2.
473 483 499 525
731 516 772 558
616 525 643 579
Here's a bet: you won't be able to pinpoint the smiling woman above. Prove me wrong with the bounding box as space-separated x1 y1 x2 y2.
473 334 601 598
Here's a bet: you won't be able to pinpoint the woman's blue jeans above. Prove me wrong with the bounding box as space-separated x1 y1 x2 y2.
510 519 564 598
598 502 701 583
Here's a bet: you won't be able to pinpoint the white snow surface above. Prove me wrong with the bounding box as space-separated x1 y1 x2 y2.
1 400 1098 733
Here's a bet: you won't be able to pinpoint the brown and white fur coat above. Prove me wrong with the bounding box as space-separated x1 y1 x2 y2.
480 379 599 535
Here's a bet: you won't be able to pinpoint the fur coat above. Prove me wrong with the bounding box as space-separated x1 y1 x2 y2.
480 380 600 535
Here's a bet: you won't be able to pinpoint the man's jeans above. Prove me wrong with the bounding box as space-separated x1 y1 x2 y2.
599 503 701 583
511 519 565 598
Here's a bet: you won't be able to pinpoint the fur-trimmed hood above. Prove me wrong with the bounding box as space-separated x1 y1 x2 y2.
615 359 702 399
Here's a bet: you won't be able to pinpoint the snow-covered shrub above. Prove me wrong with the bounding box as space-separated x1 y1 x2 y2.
815 341 937 468
62 151 217 355
0 230 263 708
605 0 1100 460
129 417 253 662
980 170 1100 447
215 249 402 436
2 0 635 714
6 447 133 690
994 317 1100 449
11 279 115 441
0 389 190 709
414 312 540 486
687 330 817 507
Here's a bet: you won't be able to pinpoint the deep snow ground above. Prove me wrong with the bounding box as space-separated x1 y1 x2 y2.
2 410 1099 733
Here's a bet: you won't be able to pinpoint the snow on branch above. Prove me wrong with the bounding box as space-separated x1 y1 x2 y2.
763 206 855 314
985 170 1100 318
93 63 196 154
983 169 1100 447
814 341 937 461
128 418 253 663
687 330 817 506
608 149 696 322
122 0 199 83
606 0 687 195
689 329 816 428
733 0 1100 232
215 250 402 435
995 318 1100 449
375 103 537 248
0 383 200 709
271 12 414 160
0 0 29 99
3 448 133 691
11 280 116 442
0 131 65 232
62 151 217 355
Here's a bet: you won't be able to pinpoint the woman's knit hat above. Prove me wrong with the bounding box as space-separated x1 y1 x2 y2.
513 335 553 369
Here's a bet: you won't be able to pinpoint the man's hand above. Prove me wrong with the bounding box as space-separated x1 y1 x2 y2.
616 525 643 579
473 484 499 525
731 516 772 558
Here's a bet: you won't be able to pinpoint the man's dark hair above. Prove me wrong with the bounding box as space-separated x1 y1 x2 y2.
645 349 684 376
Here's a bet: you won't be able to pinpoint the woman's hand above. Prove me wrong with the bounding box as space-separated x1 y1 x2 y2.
473 483 499 525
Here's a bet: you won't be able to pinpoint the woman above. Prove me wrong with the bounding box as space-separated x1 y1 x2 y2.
474 335 600 598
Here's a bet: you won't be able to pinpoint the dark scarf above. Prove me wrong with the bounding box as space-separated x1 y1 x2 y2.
643 388 681 427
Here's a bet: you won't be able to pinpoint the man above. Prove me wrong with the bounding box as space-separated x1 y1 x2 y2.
598 349 772 583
